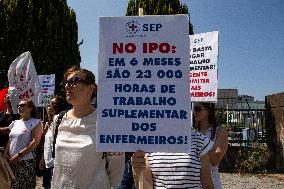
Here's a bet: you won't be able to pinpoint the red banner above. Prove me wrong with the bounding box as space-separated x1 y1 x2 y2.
0 88 9 112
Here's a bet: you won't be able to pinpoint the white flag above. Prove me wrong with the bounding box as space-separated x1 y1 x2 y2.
8 51 42 107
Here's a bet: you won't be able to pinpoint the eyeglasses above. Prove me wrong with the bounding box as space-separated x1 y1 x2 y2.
194 106 208 112
17 104 28 108
61 77 91 88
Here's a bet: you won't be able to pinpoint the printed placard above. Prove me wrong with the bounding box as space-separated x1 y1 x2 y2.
97 15 191 152
190 31 219 102
38 75 55 107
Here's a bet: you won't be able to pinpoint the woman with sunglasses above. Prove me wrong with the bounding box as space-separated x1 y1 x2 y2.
193 102 228 189
51 66 124 189
3 99 42 189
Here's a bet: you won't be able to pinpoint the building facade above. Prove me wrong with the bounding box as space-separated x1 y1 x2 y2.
216 89 238 109
238 95 254 104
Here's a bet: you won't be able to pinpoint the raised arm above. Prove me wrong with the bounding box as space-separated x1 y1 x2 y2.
209 128 228 166
201 153 214 189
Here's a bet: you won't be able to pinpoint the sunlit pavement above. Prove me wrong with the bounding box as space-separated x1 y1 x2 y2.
221 173 284 189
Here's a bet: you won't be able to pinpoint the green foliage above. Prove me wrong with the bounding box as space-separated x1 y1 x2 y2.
216 110 227 125
235 144 270 173
0 0 81 92
126 0 193 34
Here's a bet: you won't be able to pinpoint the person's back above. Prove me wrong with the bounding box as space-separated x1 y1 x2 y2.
147 131 213 189
0 111 20 151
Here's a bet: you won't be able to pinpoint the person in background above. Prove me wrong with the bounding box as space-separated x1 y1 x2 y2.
131 130 215 189
39 95 68 189
51 66 125 189
193 102 228 189
118 152 136 189
0 95 20 152
3 99 42 189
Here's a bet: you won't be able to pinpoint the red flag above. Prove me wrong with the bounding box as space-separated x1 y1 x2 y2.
0 87 9 112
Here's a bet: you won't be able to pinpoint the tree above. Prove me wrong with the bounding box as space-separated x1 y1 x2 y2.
126 0 193 34
215 111 227 126
0 0 81 92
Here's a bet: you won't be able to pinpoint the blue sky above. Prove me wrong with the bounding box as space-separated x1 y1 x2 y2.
67 0 284 100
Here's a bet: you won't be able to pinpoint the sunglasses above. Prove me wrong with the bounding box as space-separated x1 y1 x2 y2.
48 101 56 106
61 77 91 88
194 106 208 112
17 104 28 108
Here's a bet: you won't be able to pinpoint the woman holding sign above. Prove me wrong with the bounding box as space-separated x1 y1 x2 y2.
51 66 124 189
131 130 214 189
193 102 228 189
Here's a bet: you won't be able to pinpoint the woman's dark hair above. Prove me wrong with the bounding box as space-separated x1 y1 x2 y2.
193 102 217 140
4 95 12 108
63 66 97 100
23 99 37 118
52 95 68 114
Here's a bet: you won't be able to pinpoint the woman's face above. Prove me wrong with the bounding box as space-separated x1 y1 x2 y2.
64 72 94 106
4 95 12 109
17 100 32 117
47 98 57 115
193 103 209 123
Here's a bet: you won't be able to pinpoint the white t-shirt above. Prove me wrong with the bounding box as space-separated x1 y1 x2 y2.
8 118 41 161
44 127 54 168
147 131 213 189
206 127 223 189
51 111 125 189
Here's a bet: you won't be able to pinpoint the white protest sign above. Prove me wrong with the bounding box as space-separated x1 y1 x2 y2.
97 15 191 153
38 74 55 107
8 51 42 107
7 87 18 113
189 31 219 102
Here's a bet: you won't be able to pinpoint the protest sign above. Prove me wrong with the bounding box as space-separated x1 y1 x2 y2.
97 15 191 152
189 31 219 102
38 75 55 107
6 87 18 113
8 51 41 107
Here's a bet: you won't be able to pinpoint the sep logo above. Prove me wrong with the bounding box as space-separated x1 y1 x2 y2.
126 20 163 36
126 21 140 35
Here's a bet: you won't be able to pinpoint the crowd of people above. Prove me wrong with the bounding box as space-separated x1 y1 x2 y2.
0 66 228 189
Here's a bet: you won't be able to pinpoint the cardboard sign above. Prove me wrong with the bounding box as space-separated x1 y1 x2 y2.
190 31 219 102
38 75 55 107
97 15 191 152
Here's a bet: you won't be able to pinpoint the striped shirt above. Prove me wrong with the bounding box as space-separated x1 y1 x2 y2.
147 131 213 189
